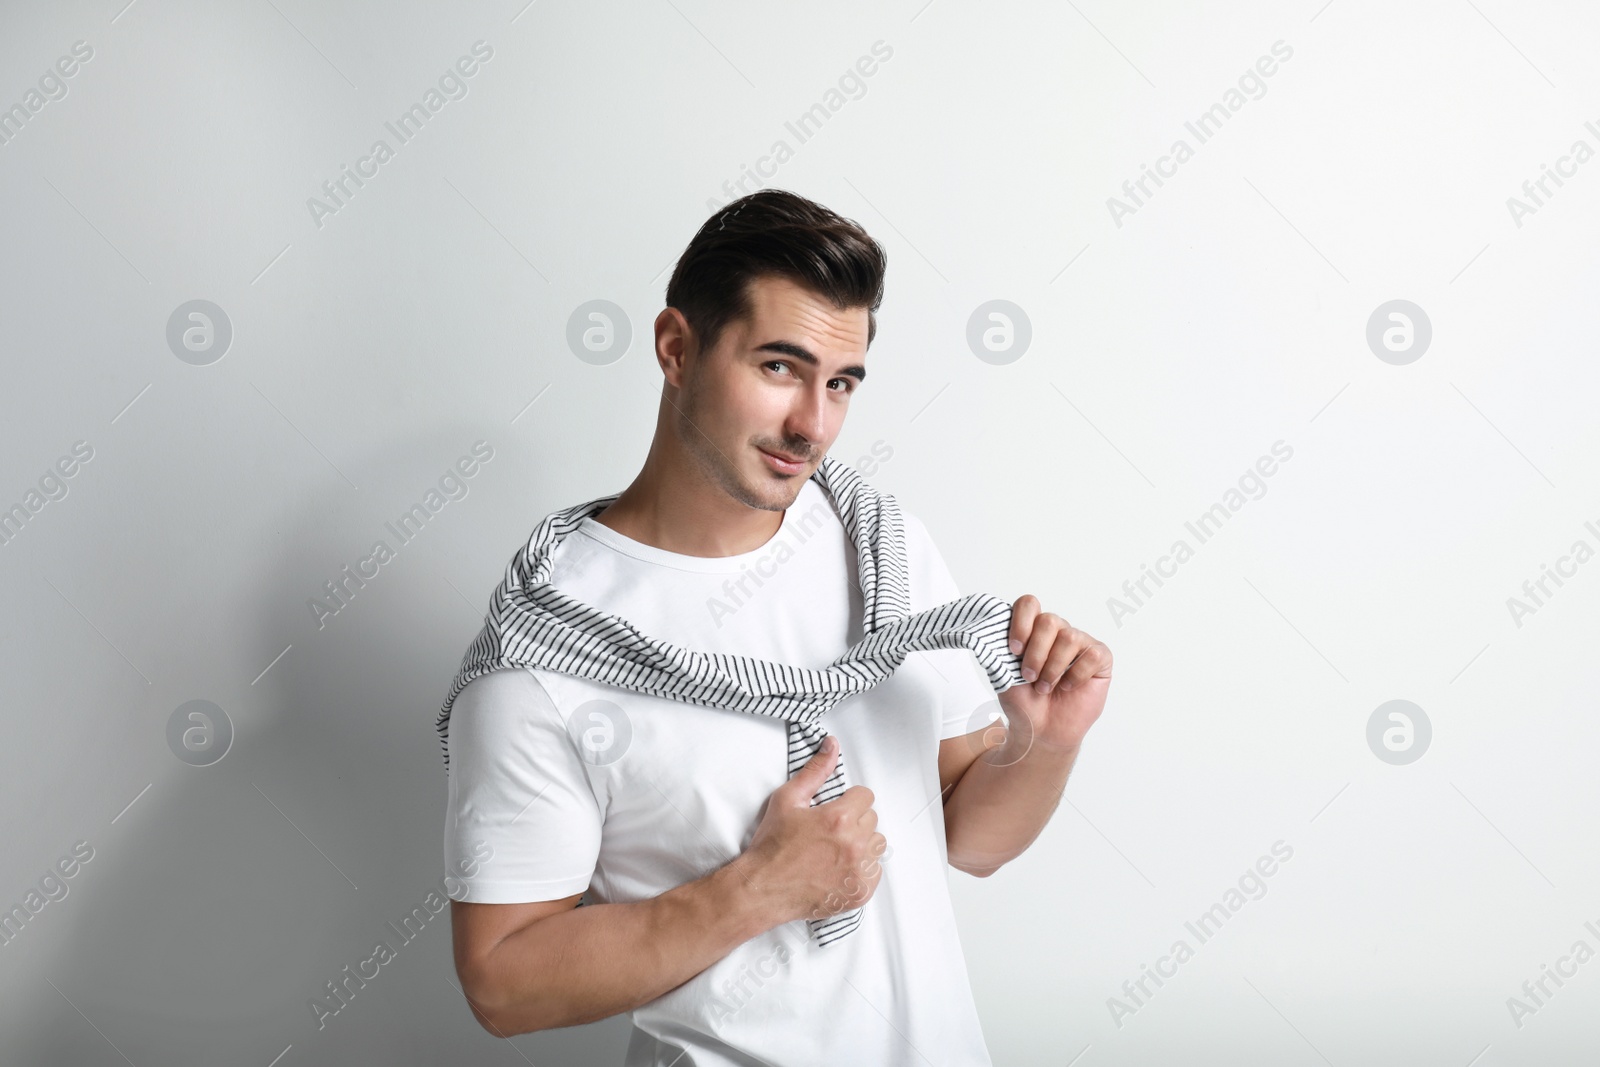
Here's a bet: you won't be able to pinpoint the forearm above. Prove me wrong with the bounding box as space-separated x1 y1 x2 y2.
943 731 1080 876
465 859 782 1035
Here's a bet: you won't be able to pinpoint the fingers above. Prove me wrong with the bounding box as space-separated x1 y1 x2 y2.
1017 611 1065 684
788 734 839 802
1034 625 1085 694
1010 593 1113 694
860 832 889 879
1008 594 1041 657
840 783 876 813
1039 634 1112 694
1062 640 1113 689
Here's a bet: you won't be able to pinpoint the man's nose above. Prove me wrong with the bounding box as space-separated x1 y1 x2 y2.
785 384 829 445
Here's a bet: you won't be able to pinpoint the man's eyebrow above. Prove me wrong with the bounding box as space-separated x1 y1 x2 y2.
754 340 866 382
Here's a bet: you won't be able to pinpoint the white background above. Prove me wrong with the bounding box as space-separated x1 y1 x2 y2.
1 0 1597 1064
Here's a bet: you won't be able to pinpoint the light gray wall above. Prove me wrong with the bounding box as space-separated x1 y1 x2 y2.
3 0 1597 1063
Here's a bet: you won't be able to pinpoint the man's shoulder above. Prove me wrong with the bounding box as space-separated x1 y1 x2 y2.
892 501 969 610
456 666 557 715
895 501 945 559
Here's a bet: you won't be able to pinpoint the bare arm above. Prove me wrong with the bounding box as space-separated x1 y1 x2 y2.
452 735 885 1036
935 594 1111 877
938 728 1080 876
452 859 780 1035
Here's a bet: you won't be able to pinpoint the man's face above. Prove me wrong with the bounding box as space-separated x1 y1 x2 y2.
672 274 869 512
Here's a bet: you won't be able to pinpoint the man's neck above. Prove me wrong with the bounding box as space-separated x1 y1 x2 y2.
593 447 786 558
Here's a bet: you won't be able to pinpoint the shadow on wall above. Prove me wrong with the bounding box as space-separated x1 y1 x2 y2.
11 427 631 1065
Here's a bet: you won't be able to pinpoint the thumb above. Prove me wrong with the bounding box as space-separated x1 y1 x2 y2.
785 735 839 802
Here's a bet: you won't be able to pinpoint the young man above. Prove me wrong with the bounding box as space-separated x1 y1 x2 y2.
441 190 1111 1065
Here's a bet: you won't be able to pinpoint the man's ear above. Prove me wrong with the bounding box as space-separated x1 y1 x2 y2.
655 308 692 389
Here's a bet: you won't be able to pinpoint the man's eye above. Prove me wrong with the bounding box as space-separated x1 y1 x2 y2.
829 379 854 392
764 361 790 375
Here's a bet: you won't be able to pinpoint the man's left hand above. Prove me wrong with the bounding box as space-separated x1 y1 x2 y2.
996 594 1112 751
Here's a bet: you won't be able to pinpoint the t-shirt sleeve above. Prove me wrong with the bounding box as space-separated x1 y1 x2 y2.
902 509 1006 742
443 667 603 903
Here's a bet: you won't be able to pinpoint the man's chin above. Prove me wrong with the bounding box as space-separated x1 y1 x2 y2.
739 466 808 510
684 433 801 511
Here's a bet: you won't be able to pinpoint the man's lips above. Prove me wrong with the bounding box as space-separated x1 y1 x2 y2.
757 446 809 474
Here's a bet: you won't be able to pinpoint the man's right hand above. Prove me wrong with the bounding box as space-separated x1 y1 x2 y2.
741 735 888 926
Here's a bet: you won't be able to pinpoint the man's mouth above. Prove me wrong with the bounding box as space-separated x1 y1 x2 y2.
756 446 809 475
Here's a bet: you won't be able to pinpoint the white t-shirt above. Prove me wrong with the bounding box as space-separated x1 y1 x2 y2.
443 478 1000 1066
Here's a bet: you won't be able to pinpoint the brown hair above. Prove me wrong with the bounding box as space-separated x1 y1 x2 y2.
665 189 887 359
